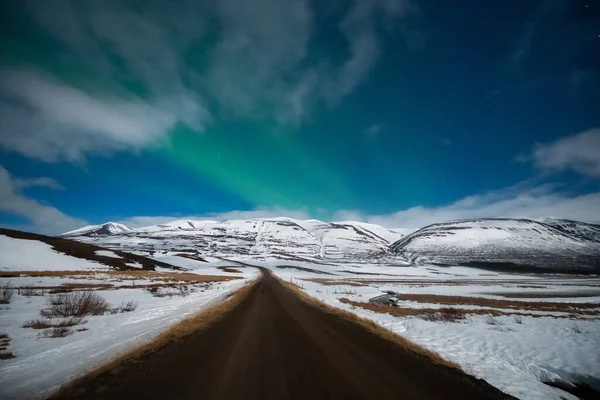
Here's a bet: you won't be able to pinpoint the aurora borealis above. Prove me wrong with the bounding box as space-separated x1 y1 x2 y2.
1 0 599 234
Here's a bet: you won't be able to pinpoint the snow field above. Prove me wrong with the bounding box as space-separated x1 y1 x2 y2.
271 266 600 400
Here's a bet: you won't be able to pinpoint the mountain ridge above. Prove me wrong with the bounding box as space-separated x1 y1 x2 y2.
60 217 600 272
390 218 600 271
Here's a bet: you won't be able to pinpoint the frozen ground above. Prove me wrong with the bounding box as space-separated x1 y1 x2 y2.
268 262 600 400
0 247 259 399
0 236 109 271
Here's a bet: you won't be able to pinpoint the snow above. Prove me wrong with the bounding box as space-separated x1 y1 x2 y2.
0 275 258 399
151 253 260 279
63 217 405 260
0 235 109 271
95 250 121 258
270 265 600 400
62 222 131 237
391 218 600 271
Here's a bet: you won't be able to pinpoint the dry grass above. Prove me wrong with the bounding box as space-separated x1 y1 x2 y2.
19 285 46 296
41 291 109 318
391 293 600 315
338 298 586 319
52 278 260 397
302 278 367 287
39 327 74 338
420 308 466 322
489 290 600 299
118 300 138 312
0 334 14 360
1 282 15 303
50 284 114 292
0 351 16 360
23 317 84 329
277 278 462 371
0 270 236 282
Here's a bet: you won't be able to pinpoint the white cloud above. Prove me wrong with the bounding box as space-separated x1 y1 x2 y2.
529 128 600 178
117 207 311 228
337 183 600 230
0 69 202 163
74 183 600 234
3 0 417 156
12 177 65 191
0 166 88 234
322 0 413 103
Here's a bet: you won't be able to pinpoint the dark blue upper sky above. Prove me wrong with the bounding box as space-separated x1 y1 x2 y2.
1 0 599 233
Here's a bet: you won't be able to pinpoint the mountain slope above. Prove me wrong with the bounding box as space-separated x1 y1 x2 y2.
62 222 132 237
62 218 403 260
1 228 182 271
390 218 600 272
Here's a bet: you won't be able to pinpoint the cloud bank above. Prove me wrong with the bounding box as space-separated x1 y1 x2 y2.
1 0 417 162
0 166 88 234
529 128 600 178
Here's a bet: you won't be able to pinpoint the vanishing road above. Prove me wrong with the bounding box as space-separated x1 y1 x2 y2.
52 269 510 400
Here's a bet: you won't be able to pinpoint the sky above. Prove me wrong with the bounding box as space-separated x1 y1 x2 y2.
0 0 599 234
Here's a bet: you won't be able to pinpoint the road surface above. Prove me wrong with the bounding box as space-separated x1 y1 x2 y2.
52 269 510 399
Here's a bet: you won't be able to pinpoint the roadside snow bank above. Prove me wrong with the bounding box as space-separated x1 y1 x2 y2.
271 269 600 400
0 274 258 399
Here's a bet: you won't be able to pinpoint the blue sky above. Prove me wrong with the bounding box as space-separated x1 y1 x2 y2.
1 0 599 234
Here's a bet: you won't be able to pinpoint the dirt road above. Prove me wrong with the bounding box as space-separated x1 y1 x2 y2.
52 269 510 400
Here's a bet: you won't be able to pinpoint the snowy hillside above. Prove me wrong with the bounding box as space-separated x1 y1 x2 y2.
62 218 404 260
391 218 600 271
0 228 182 272
62 222 132 237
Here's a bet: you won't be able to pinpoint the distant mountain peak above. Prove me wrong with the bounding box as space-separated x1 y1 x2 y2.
61 222 132 237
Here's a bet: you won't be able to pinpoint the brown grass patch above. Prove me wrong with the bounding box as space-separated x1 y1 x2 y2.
217 266 242 273
0 228 183 272
51 278 260 397
39 327 73 338
1 282 15 303
41 291 109 318
23 317 84 329
392 293 600 315
339 298 592 320
0 334 14 359
328 277 600 287
489 290 600 299
0 270 237 282
277 278 462 371
303 278 367 287
0 351 16 360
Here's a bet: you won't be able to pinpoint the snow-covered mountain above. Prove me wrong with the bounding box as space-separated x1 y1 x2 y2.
61 217 600 271
62 218 405 260
390 218 600 271
62 222 132 237
1 228 181 271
